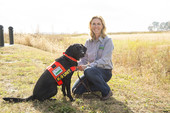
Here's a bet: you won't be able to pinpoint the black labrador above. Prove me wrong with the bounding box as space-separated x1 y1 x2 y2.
3 43 87 102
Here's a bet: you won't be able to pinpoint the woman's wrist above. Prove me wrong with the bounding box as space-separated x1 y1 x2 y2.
77 65 88 71
81 65 86 71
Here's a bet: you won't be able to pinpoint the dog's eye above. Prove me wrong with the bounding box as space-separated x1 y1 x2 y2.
76 46 82 50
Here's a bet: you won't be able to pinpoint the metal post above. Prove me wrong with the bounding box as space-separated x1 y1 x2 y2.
0 25 4 47
9 26 14 45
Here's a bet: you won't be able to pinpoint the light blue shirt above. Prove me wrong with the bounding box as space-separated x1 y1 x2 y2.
78 36 114 69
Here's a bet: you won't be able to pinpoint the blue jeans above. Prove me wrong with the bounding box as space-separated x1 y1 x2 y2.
72 67 112 97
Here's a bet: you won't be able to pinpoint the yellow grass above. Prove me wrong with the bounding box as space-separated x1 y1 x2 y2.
1 32 170 112
3 32 170 84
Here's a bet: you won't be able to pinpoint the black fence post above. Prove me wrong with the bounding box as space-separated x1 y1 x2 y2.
9 26 14 45
0 25 4 47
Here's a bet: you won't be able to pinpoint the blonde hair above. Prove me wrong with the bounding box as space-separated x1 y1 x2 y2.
89 16 107 40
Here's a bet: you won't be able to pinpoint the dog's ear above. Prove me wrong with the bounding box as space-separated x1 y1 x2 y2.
82 44 87 52
65 44 76 56
65 44 80 59
65 44 86 61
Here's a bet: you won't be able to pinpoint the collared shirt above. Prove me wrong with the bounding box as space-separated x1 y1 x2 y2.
78 36 114 69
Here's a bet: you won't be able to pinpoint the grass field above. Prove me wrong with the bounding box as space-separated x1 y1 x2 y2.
0 32 170 112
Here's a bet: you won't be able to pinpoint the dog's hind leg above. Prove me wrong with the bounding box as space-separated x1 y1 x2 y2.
34 87 58 101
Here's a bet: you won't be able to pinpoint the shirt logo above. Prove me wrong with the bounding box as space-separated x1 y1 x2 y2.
99 45 104 50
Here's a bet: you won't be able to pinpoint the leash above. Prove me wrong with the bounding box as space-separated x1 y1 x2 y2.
77 71 101 99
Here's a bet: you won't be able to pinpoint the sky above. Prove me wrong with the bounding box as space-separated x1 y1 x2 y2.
0 0 170 34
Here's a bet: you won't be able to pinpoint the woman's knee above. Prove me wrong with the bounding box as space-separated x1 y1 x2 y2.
84 68 101 82
84 68 94 79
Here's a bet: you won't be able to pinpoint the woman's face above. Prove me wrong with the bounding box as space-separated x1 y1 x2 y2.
91 18 103 36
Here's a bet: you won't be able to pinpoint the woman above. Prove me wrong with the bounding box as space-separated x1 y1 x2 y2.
72 16 114 100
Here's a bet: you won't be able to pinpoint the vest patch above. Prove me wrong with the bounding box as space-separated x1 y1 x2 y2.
52 66 63 77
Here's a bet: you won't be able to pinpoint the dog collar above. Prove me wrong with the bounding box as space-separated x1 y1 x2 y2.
63 52 77 62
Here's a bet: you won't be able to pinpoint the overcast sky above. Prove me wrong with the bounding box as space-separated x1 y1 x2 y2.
0 0 170 34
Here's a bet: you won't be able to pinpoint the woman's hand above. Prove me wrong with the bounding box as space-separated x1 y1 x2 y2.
77 65 87 71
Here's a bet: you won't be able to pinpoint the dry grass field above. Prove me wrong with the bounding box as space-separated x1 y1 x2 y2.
0 32 170 112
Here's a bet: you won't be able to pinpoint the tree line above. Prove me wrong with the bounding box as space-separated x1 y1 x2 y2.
148 21 170 31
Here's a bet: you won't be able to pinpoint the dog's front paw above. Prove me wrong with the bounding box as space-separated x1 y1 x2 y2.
68 96 74 102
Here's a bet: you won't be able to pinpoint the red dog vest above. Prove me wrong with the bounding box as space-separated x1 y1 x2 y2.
47 52 77 85
47 61 76 85
47 53 77 85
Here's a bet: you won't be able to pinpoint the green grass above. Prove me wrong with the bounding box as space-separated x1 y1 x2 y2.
1 32 170 112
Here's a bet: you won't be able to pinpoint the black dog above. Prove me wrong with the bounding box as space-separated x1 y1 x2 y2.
3 43 86 102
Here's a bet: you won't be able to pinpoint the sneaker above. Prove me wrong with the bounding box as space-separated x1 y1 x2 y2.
101 90 113 100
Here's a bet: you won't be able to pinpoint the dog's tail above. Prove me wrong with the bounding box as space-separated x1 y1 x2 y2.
3 95 34 103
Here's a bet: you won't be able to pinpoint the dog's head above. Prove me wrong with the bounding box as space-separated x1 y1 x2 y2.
65 43 87 61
